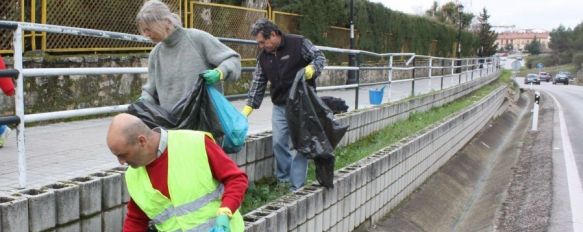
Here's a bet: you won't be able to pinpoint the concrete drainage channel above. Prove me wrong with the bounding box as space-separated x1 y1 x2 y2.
0 73 501 231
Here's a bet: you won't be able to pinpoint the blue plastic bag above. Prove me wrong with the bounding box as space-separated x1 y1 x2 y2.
206 85 248 153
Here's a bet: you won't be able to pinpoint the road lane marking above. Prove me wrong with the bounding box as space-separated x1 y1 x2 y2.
548 92 583 231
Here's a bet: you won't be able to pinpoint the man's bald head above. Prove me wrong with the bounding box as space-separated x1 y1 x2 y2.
107 113 151 146
107 113 157 167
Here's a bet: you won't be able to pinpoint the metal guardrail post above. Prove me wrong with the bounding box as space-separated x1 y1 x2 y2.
354 53 360 109
480 58 483 78
411 57 416 97
451 59 455 76
428 57 432 91
458 59 462 85
14 25 27 188
388 55 393 101
466 59 469 81
440 59 444 90
471 59 474 81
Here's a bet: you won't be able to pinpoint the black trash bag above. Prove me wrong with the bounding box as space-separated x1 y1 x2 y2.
314 156 335 188
128 76 224 139
286 69 349 188
320 96 348 114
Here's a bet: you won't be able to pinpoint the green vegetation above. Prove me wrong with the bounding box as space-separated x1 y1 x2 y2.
548 22 583 70
476 8 498 57
518 63 576 77
271 0 480 57
240 70 513 214
525 39 542 55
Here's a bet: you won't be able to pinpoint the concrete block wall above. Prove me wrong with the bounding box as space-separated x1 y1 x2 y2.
0 170 129 231
232 71 498 183
0 71 499 231
243 86 507 232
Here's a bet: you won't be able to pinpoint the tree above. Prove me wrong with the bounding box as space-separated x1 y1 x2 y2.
424 1 439 18
549 25 571 53
476 8 497 57
504 43 514 52
425 1 474 29
525 38 542 55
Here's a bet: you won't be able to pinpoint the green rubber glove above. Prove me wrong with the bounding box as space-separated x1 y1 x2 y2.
209 215 230 232
201 69 223 85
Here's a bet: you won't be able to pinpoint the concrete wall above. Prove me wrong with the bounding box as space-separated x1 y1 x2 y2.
0 70 500 232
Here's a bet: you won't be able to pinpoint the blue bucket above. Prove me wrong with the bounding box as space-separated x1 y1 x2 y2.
369 86 385 105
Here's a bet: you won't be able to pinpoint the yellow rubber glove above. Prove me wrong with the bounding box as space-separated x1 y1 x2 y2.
241 105 253 117
304 65 315 80
216 207 233 217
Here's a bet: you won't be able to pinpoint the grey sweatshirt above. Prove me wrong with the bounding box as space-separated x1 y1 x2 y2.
140 27 241 111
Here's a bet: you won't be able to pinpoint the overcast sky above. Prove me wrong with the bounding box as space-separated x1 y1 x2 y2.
368 0 582 31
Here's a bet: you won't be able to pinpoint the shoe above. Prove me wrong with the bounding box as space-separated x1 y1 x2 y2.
0 127 12 148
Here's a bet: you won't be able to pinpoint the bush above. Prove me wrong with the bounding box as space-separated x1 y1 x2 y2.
573 52 583 70
526 55 555 69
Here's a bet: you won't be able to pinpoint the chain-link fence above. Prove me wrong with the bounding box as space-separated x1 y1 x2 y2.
0 0 22 54
273 11 299 34
42 0 179 52
2 1 351 56
189 2 266 60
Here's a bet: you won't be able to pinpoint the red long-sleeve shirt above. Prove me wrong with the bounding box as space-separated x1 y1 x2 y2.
0 56 15 96
123 137 248 232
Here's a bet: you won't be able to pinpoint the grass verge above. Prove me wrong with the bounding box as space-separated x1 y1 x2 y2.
240 70 513 214
517 63 576 77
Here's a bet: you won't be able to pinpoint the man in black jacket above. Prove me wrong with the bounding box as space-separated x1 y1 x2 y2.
241 18 326 191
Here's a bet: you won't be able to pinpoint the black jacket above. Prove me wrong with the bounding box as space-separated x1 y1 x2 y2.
247 34 325 108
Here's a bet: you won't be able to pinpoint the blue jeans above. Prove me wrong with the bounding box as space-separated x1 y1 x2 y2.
272 105 308 191
0 125 6 134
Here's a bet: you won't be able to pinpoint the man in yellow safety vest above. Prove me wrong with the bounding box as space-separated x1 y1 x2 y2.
106 113 248 232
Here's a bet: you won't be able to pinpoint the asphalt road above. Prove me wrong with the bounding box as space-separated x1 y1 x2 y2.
517 78 583 231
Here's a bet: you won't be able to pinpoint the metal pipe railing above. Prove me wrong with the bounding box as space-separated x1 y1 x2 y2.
0 20 500 188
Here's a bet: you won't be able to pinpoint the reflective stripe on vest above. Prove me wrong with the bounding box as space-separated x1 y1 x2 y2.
151 184 223 225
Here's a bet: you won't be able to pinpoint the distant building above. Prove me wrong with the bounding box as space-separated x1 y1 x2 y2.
496 30 550 52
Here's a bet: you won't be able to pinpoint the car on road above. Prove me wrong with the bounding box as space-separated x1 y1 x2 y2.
538 72 552 82
553 73 569 85
558 71 573 80
524 73 540 85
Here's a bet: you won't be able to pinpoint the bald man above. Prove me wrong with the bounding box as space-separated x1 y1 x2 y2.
107 113 247 232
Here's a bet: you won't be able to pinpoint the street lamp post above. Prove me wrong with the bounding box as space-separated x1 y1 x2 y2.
456 4 463 74
347 0 356 84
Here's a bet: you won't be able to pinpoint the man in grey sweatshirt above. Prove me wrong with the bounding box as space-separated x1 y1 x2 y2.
137 0 241 112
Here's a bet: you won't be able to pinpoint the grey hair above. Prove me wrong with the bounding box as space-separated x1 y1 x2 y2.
136 0 182 28
250 18 282 39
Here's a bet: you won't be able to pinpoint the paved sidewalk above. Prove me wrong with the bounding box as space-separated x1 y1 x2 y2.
0 77 460 192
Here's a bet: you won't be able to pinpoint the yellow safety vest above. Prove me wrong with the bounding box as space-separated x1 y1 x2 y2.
125 130 244 232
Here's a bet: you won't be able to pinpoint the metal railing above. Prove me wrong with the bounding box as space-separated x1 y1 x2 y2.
0 21 499 188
